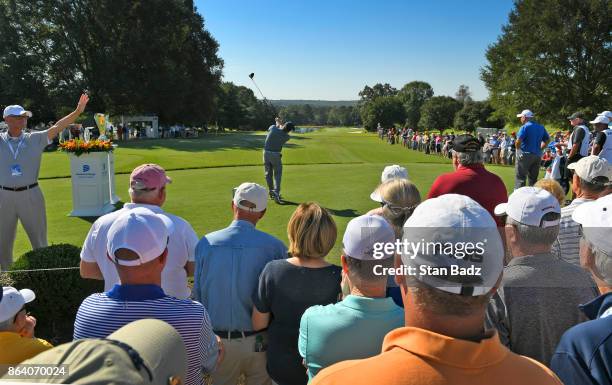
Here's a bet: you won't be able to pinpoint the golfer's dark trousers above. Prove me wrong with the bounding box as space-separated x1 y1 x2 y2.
514 151 541 189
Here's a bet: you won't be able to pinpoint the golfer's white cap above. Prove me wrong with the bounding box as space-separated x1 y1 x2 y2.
343 215 395 260
590 115 610 125
516 109 534 118
106 207 174 266
598 111 612 119
233 182 267 212
494 187 560 227
0 287 35 323
572 194 612 253
370 165 409 202
567 155 612 183
3 105 32 119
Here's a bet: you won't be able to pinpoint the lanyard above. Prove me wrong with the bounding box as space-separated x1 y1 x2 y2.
2 133 25 161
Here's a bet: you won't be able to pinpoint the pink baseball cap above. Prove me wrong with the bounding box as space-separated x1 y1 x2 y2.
130 164 172 191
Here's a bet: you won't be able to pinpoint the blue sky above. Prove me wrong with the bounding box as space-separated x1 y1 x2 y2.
196 0 515 101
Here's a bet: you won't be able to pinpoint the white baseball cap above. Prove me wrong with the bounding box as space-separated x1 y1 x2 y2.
0 287 35 323
598 111 612 119
370 165 409 202
590 115 610 125
3 105 32 119
567 155 612 183
572 194 612 253
233 182 268 212
106 207 174 266
343 214 396 260
494 187 560 227
516 109 534 118
402 194 504 296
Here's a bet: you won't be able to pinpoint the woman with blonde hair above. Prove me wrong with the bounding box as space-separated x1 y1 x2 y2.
369 178 422 238
535 178 566 207
369 178 421 306
252 202 341 385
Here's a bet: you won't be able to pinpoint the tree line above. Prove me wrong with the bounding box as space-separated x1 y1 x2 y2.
0 0 608 131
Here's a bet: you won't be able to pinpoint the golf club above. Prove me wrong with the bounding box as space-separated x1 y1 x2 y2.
248 72 278 119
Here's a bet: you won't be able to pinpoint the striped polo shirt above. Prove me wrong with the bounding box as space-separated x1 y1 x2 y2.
552 198 593 267
74 284 218 385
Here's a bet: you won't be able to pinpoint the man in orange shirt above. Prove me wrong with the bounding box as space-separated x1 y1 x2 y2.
0 287 52 370
311 194 562 385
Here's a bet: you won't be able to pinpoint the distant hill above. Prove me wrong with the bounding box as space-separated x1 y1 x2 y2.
271 100 358 107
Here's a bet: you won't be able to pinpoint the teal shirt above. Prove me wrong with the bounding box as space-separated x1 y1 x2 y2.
298 295 404 380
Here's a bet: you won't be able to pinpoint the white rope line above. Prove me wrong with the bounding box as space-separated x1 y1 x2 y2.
1 266 80 273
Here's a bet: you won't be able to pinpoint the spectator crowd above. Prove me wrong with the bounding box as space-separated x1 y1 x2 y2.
1 109 612 385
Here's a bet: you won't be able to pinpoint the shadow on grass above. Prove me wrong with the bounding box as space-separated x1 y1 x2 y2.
76 201 125 224
113 131 309 153
325 208 360 218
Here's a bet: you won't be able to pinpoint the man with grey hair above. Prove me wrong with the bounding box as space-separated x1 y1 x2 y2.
80 163 198 299
428 134 507 225
488 187 599 365
312 194 562 385
552 156 612 266
551 193 612 385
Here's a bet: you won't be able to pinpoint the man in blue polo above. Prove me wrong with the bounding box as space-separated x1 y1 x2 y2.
194 182 287 385
298 215 404 380
263 118 294 203
551 194 612 385
74 207 219 385
515 109 550 189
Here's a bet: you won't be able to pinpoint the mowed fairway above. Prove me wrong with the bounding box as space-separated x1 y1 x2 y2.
14 128 520 265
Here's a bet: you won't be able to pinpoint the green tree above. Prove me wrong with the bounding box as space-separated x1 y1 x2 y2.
397 81 434 130
358 83 398 103
419 96 462 132
481 0 611 125
0 0 223 125
455 84 473 105
360 96 405 131
454 101 504 132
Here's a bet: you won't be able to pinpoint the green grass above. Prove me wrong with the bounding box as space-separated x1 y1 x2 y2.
14 127 520 265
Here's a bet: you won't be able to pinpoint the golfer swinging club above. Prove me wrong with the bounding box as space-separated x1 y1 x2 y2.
263 117 294 203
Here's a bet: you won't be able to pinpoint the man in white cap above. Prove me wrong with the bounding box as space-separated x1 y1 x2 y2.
80 163 198 299
0 287 52 367
193 182 286 385
298 215 403 380
551 194 612 385
552 156 612 265
5 319 187 385
488 187 598 365
369 164 409 203
0 93 89 269
514 109 550 189
312 194 561 385
591 114 612 162
74 207 220 385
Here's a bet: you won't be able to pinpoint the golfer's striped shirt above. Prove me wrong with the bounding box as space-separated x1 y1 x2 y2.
74 284 218 385
552 198 593 267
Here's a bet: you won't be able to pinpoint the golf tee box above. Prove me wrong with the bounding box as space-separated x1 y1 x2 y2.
68 152 116 217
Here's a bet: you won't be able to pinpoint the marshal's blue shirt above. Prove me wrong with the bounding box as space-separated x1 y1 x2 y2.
193 220 287 331
74 284 218 385
551 292 612 385
517 120 549 155
298 295 404 380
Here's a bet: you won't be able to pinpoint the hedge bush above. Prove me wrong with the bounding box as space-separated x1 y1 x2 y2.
9 244 103 344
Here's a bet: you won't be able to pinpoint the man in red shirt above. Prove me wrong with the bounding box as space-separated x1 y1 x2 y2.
428 134 508 225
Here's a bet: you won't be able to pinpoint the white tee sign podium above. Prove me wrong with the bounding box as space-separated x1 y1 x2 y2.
68 152 116 217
